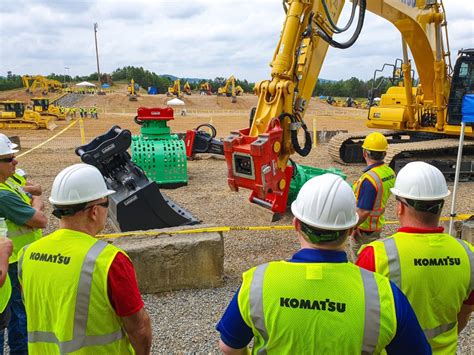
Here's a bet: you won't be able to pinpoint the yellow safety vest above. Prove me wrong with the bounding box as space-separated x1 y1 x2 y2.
0 274 11 313
238 261 397 354
18 229 134 354
364 233 474 354
353 164 395 232
9 172 27 187
0 181 42 263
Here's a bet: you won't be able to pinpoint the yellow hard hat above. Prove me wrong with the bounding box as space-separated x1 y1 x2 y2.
362 132 388 152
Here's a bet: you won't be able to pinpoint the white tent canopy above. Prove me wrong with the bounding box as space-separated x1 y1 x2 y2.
76 81 96 87
166 98 185 106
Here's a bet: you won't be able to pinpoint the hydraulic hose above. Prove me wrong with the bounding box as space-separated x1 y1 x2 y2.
279 113 312 157
321 0 358 34
316 0 366 49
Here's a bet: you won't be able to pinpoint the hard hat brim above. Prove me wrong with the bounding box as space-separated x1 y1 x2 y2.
49 189 115 206
390 187 451 201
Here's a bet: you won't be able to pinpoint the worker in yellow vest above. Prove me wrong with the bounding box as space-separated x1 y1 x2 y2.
18 164 152 354
356 162 474 354
0 226 13 334
350 132 396 261
0 139 47 354
217 173 430 354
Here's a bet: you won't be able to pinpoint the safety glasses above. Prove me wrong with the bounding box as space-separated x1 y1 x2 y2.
0 156 15 163
85 199 109 210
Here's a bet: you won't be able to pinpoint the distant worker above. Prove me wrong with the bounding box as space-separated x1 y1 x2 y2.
79 107 84 118
0 139 47 354
18 164 152 354
217 174 430 354
357 162 474 354
350 132 395 261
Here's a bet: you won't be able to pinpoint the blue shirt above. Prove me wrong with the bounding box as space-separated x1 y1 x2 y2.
356 162 384 211
216 248 431 354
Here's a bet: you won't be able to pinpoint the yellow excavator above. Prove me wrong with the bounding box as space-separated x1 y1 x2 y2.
22 75 63 95
31 97 67 120
167 79 182 98
0 101 57 130
183 81 192 95
217 76 244 103
223 0 473 214
128 79 138 101
200 82 212 95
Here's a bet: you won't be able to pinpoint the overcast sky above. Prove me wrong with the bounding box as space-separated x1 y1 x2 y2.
1 0 472 82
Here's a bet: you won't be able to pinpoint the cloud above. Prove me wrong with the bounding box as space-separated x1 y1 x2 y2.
0 0 469 82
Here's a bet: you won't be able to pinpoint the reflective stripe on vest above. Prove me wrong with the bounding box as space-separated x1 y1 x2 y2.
20 240 124 352
380 236 473 340
353 165 394 232
248 263 382 354
455 239 474 293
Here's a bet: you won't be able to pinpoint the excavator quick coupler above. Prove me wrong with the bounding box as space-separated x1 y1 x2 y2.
184 123 224 158
75 125 199 232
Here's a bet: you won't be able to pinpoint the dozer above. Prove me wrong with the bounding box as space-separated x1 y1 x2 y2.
31 97 67 120
167 79 182 98
217 76 244 103
0 101 57 130
222 0 474 216
183 81 192 95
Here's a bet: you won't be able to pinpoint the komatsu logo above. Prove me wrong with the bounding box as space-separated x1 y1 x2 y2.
400 0 416 7
151 111 161 116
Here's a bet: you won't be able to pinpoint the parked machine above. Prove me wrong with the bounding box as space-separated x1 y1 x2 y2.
75 125 199 232
128 79 139 101
31 97 67 120
22 75 63 95
183 81 192 95
0 100 57 130
167 79 182 98
131 107 188 188
217 76 244 103
199 82 212 95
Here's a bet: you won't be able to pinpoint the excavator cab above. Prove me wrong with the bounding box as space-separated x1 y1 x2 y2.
447 49 474 125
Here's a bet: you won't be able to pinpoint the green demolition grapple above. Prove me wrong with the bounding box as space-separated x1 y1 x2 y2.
131 107 187 188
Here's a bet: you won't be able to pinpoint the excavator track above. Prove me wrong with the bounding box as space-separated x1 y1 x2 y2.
386 138 474 181
328 132 474 181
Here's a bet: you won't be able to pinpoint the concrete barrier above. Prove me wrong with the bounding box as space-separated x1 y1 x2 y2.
110 226 224 294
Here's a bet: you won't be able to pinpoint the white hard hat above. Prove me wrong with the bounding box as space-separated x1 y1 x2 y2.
0 134 18 149
391 161 450 201
0 139 18 156
49 164 115 205
291 174 358 230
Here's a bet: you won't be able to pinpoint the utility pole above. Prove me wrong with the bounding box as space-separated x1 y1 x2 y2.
93 23 103 94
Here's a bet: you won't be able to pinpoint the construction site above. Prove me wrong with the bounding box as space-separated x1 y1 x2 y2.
0 0 473 353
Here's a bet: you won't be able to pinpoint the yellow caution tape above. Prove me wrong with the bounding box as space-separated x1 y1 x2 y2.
17 120 79 158
97 213 473 239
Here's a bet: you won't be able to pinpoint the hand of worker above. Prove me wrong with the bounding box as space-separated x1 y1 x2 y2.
31 195 45 211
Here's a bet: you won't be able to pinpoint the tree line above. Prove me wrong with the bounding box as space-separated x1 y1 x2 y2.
1 68 395 98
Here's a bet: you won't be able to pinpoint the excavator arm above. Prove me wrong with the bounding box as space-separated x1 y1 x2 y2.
224 0 351 213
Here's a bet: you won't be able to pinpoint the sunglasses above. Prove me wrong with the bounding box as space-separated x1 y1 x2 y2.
83 199 109 211
0 156 15 163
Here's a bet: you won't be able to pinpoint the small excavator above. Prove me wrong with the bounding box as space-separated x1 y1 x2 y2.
167 79 182 98
0 101 57 130
217 76 244 103
183 81 192 95
199 82 212 95
127 79 138 101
